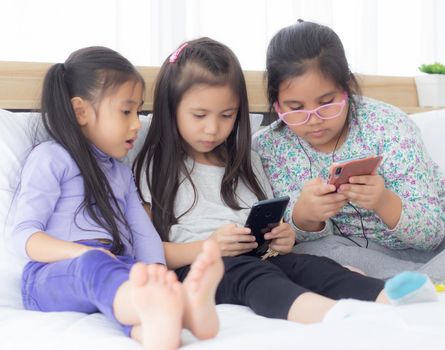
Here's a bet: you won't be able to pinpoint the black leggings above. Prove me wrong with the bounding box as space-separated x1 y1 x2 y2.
175 253 384 319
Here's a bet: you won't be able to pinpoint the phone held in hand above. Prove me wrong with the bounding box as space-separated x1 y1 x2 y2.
244 196 290 256
327 155 383 190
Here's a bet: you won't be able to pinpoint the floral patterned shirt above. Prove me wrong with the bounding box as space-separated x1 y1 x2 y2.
253 96 445 251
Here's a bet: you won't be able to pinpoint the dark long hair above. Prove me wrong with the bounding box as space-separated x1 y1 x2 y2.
41 46 144 255
133 37 266 241
266 20 361 116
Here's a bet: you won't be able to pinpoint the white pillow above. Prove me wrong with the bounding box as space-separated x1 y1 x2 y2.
0 110 263 308
250 113 264 134
409 109 445 173
0 110 48 308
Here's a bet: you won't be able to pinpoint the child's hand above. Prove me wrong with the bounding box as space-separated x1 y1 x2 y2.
337 174 385 210
264 222 295 254
293 178 348 231
209 223 257 256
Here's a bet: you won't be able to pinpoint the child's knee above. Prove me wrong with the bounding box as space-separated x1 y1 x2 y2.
75 249 117 281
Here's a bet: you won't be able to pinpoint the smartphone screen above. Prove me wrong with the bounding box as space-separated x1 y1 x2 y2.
244 196 290 255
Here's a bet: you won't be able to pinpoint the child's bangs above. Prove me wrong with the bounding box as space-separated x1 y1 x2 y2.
93 69 145 102
177 63 236 93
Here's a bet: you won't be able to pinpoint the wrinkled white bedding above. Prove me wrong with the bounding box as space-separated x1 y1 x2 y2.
1 298 444 350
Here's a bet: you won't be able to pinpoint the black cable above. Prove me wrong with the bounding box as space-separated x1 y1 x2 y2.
331 117 347 163
330 103 369 247
296 136 312 177
347 202 368 248
330 102 369 247
330 217 363 247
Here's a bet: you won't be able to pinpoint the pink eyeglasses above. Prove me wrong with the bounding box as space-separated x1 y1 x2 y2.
274 92 348 126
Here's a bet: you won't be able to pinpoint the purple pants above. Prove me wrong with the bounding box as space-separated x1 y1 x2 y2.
21 240 136 335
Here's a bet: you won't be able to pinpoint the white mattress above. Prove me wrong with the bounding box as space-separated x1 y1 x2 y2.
1 236 444 349
1 297 444 349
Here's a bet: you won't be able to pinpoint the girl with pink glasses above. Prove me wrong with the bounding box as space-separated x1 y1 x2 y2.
254 20 445 282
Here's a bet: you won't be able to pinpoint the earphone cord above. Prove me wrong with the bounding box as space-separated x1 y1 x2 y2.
297 101 368 248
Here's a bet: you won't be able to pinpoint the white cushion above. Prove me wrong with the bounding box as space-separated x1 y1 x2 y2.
408 108 445 173
0 110 48 308
0 110 263 308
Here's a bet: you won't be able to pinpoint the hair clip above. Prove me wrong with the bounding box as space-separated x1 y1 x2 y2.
169 43 188 63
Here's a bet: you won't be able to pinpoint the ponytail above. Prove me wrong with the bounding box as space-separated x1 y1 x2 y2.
40 47 143 255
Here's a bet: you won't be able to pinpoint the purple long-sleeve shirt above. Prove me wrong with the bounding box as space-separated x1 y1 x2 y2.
11 141 165 264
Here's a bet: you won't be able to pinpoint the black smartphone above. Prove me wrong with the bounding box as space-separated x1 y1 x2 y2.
244 196 290 256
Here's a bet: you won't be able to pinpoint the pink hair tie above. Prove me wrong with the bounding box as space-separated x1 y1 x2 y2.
169 43 188 63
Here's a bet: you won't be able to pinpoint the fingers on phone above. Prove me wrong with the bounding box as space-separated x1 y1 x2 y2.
349 175 373 184
347 176 359 184
315 184 336 196
237 234 256 243
235 226 251 234
321 193 347 204
237 242 258 252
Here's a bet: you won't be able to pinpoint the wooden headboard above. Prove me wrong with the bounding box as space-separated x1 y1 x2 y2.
0 60 428 114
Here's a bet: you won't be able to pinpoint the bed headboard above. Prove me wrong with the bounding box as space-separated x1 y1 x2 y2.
0 60 428 114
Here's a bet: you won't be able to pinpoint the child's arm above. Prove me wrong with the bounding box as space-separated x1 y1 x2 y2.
291 177 347 232
254 136 337 240
25 231 105 262
142 203 201 269
11 143 78 259
263 222 296 254
164 224 257 269
373 188 402 229
163 241 206 269
124 179 166 265
338 174 402 229
340 112 444 250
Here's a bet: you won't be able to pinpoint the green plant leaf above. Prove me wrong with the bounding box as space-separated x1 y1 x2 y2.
418 62 445 74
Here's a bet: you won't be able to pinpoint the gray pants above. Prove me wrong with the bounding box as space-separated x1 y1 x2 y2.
293 235 445 281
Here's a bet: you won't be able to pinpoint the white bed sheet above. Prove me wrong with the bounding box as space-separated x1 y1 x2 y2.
1 298 445 350
1 242 444 349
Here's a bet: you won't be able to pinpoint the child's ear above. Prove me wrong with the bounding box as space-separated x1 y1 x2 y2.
71 97 89 126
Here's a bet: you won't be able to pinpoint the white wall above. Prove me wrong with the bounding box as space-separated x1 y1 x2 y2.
0 0 444 76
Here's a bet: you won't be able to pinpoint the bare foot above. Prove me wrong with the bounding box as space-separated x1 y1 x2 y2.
130 263 184 350
182 240 224 339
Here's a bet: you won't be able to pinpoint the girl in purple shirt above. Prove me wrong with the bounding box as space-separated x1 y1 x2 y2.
10 46 223 350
